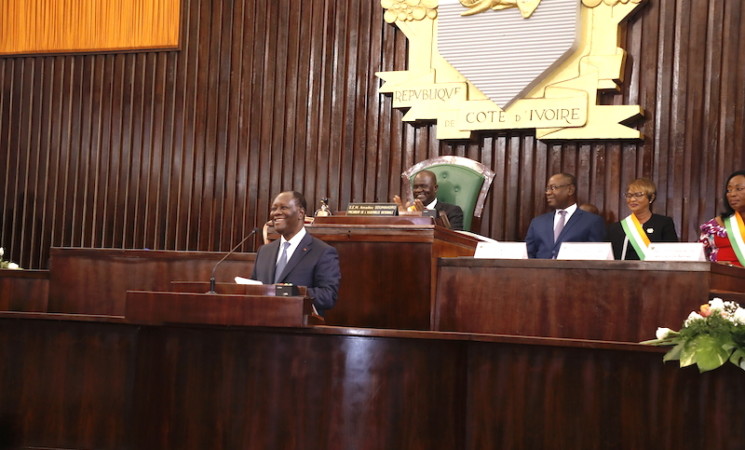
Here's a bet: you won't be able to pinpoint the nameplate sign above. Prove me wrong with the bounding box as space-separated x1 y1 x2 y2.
474 242 528 259
557 242 613 261
645 243 706 262
346 203 399 216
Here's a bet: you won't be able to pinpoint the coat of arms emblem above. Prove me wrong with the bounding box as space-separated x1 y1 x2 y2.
378 0 646 140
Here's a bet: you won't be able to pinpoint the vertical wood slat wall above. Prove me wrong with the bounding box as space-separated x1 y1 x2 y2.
1 0 743 269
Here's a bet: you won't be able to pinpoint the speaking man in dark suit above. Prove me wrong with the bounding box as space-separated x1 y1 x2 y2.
525 173 606 259
251 191 340 314
393 170 464 230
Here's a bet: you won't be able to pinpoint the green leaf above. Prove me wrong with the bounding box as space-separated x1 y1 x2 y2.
689 335 730 372
663 342 685 362
641 337 680 346
729 348 745 371
678 343 698 368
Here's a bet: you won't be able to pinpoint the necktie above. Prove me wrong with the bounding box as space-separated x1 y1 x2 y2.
554 210 567 242
274 241 290 283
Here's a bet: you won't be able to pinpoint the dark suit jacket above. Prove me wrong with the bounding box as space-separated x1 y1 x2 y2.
525 208 607 259
434 201 464 231
251 231 340 314
608 213 678 260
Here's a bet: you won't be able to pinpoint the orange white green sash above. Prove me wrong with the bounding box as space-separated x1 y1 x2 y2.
724 211 745 266
621 213 651 260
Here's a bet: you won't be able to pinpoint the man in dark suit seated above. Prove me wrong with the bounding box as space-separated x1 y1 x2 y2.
393 170 465 230
252 191 340 314
525 173 606 259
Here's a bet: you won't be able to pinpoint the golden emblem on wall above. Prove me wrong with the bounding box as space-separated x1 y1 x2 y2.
377 0 646 140
460 0 542 18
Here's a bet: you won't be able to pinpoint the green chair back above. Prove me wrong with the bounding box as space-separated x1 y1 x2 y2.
403 156 495 232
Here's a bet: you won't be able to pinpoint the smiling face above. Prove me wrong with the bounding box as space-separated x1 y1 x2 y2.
625 181 655 217
270 192 305 240
625 190 651 216
413 171 438 206
545 174 575 210
726 175 745 214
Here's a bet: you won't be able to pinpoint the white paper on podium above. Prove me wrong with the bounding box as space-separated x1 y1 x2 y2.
234 276 263 285
556 242 613 260
644 243 706 261
474 242 528 259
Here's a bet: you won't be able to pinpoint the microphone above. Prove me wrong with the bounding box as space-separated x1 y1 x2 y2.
208 227 261 294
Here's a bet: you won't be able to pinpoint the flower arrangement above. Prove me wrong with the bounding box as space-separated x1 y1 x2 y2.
642 298 745 372
0 247 20 270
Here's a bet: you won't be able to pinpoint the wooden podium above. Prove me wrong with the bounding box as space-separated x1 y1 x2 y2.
434 258 745 342
47 248 256 315
126 283 321 327
308 216 479 330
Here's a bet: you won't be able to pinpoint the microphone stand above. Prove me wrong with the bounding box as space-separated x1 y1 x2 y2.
208 227 260 294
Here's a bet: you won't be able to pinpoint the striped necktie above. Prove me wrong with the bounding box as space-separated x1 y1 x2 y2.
274 241 290 283
554 210 567 242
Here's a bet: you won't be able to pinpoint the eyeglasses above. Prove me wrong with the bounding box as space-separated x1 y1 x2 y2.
545 184 571 192
726 185 745 194
624 192 647 199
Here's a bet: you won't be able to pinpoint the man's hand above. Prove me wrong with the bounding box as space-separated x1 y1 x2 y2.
262 220 273 244
393 194 406 212
393 195 424 213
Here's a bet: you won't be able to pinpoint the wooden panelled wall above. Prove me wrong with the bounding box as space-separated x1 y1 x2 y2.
1 0 744 269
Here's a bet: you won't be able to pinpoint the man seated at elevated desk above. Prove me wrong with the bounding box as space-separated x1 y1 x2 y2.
393 170 464 230
525 173 606 259
251 191 341 315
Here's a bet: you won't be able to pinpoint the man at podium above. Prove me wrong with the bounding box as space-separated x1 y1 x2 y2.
251 191 341 314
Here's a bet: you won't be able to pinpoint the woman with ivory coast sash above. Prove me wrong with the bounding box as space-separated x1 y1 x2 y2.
608 178 678 260
699 170 745 267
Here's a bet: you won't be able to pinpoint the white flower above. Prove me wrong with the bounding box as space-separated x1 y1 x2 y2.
734 307 745 326
6 262 19 270
709 297 725 311
0 247 4 257
685 311 704 327
655 327 673 339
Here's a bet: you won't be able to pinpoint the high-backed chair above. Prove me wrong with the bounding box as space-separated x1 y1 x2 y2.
402 156 495 232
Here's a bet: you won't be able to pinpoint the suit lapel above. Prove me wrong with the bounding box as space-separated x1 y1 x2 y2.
553 209 585 249
266 240 282 282
545 213 557 244
560 209 583 238
276 233 313 282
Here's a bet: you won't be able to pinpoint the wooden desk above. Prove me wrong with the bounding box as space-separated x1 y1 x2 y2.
308 216 479 330
0 313 742 449
434 258 745 342
0 268 49 312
